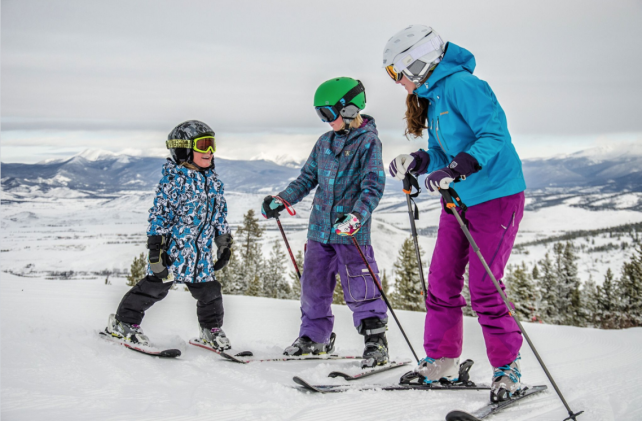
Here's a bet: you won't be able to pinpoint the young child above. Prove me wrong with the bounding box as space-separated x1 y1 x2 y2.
262 77 388 368
104 120 234 351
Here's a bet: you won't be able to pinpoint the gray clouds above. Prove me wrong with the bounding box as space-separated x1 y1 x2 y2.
2 0 642 163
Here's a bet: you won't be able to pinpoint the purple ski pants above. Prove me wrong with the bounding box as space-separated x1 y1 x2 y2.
299 240 388 344
425 192 525 368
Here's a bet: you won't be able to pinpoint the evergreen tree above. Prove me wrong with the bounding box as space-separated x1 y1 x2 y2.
597 268 618 329
126 252 147 286
531 263 540 281
537 253 559 324
580 275 598 327
391 237 426 311
245 274 262 297
263 241 288 299
236 209 266 293
507 262 538 321
381 269 390 296
217 247 244 295
462 264 476 317
618 244 642 327
289 249 304 300
551 242 581 325
333 274 346 305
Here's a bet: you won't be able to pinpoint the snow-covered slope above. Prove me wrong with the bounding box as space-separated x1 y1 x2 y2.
1 272 641 421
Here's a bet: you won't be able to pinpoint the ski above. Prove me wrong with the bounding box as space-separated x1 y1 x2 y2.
328 361 410 381
445 385 548 421
293 376 491 394
188 338 253 361
99 331 181 358
220 353 363 364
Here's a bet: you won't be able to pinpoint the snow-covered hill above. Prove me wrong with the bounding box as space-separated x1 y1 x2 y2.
1 272 640 421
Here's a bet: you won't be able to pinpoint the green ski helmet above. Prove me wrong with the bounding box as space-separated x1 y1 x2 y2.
314 77 366 125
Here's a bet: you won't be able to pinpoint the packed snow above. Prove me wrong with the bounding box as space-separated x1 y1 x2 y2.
1 272 641 420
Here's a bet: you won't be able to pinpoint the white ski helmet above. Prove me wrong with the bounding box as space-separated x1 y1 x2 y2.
382 25 446 87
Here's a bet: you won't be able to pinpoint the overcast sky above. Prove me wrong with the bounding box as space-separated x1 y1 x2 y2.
2 0 642 164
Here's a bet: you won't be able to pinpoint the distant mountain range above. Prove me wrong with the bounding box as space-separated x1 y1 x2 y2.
2 144 641 205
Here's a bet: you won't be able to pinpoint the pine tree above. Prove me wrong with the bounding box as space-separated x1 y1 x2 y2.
531 263 540 281
551 242 581 326
618 244 642 327
580 276 598 327
289 250 304 300
236 209 266 294
263 241 288 299
381 269 390 295
126 252 147 286
507 262 538 321
391 237 426 311
333 274 346 305
537 253 559 324
596 268 618 329
245 274 262 297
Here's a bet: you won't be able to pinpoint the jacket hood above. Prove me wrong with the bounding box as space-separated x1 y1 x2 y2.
416 43 476 96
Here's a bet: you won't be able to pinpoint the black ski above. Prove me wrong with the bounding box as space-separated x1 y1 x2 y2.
99 331 181 358
328 361 410 381
188 338 253 361
445 385 548 421
293 376 491 394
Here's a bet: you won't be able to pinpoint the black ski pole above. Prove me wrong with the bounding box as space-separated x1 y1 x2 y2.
402 174 428 307
276 216 301 280
350 236 420 363
439 187 583 421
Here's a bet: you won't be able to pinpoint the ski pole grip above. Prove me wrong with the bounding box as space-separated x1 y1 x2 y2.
439 188 456 209
402 174 412 194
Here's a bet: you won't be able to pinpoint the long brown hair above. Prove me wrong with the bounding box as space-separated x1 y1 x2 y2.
404 94 429 138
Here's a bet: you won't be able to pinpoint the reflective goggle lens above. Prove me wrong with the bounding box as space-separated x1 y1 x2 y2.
315 106 339 123
193 136 216 153
385 64 402 82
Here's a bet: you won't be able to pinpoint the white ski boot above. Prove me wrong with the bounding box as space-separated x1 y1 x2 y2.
105 314 150 346
491 355 522 402
200 327 231 351
414 357 460 383
284 332 336 356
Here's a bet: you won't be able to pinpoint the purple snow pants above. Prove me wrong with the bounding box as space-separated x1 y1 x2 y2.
299 240 388 344
425 192 525 368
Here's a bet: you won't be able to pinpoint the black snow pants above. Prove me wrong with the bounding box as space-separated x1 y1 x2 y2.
116 275 224 329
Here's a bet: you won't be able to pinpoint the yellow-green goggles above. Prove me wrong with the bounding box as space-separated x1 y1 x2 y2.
166 135 216 154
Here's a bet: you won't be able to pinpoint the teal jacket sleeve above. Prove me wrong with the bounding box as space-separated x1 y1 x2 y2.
278 142 320 205
351 135 385 223
447 76 506 167
147 173 178 237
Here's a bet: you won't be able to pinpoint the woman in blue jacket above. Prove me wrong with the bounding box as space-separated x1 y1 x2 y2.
104 120 234 352
384 25 526 402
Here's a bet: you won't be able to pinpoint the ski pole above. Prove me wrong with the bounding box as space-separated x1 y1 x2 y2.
350 236 420 363
402 174 428 307
276 216 301 280
439 187 583 421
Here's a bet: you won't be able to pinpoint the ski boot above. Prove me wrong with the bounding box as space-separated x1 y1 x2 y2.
105 314 150 346
284 332 336 356
200 326 232 351
358 317 389 368
400 356 463 385
491 354 522 402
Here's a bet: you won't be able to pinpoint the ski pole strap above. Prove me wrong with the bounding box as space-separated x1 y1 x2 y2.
403 174 420 220
274 195 296 216
439 187 468 225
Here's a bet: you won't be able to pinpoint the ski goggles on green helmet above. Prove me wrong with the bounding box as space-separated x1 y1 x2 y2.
166 135 216 154
314 81 366 123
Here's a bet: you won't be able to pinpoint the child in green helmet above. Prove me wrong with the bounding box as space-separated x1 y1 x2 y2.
261 77 389 368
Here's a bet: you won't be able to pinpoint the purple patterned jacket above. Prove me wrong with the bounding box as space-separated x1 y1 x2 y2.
278 116 385 245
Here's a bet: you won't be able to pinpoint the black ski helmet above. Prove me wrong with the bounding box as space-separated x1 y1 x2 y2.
166 120 215 164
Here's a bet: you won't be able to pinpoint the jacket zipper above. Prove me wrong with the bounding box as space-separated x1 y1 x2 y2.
436 117 448 155
192 173 212 282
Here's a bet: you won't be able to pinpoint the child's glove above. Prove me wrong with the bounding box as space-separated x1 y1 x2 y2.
213 233 233 271
333 214 361 237
261 196 285 219
147 235 173 281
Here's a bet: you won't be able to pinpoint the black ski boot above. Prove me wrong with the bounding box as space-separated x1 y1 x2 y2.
284 332 336 356
358 317 389 368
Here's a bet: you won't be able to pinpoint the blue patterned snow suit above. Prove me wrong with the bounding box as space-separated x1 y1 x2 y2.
147 159 230 283
278 116 386 245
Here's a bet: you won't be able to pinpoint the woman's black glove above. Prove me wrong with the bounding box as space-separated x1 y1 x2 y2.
147 235 173 280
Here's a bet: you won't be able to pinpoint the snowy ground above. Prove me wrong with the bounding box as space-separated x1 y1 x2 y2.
2 272 642 421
